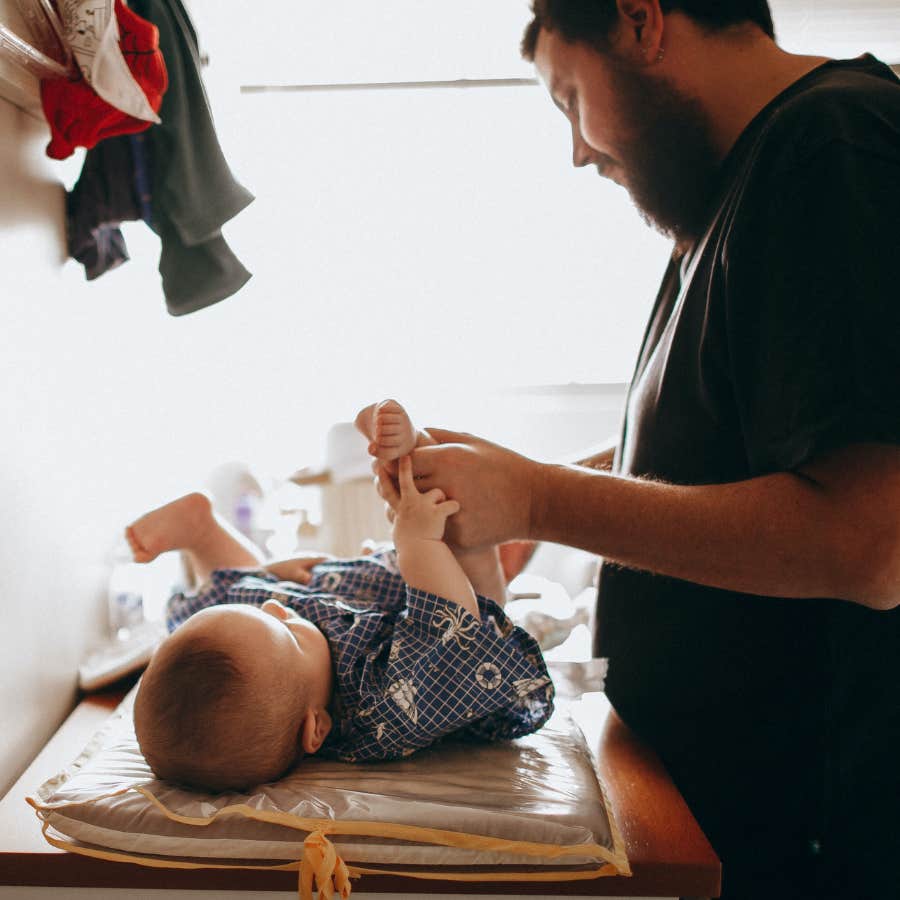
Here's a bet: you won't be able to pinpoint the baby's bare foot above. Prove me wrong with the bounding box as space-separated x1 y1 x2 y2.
126 492 213 563
370 399 417 461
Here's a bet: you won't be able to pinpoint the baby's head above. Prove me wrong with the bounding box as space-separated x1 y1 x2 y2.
134 600 333 792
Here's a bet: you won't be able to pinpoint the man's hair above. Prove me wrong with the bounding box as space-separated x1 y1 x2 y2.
521 1 775 60
134 642 303 792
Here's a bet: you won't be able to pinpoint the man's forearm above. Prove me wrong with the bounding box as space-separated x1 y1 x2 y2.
406 433 899 608
530 444 900 609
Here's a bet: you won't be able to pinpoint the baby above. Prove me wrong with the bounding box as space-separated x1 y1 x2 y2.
131 400 554 792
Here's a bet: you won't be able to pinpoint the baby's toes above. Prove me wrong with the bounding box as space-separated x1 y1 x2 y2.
377 399 404 416
125 526 152 563
376 421 402 440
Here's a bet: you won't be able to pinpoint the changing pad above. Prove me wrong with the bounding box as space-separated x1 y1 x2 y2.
28 660 628 899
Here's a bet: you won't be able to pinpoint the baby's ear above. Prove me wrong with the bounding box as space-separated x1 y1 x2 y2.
299 707 333 755
261 599 289 621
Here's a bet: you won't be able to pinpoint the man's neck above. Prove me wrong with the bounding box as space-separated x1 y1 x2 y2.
665 17 832 160
712 47 832 158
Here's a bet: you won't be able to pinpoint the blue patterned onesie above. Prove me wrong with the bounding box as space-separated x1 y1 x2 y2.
165 550 555 762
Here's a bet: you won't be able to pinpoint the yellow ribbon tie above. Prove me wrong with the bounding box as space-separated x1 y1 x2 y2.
298 830 352 900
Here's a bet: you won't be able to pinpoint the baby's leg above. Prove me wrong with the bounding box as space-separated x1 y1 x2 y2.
126 492 264 585
454 546 508 606
355 399 435 461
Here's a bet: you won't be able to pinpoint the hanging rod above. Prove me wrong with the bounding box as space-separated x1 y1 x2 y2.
240 76 539 94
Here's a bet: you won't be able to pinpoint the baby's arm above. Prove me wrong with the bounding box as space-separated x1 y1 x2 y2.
388 456 480 619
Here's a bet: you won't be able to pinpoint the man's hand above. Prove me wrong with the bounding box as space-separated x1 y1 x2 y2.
382 455 460 544
375 429 540 549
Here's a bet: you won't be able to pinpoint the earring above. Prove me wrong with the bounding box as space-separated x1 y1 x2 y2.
656 46 665 63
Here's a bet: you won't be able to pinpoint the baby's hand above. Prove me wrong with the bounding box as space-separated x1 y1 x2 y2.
265 553 333 584
389 455 460 543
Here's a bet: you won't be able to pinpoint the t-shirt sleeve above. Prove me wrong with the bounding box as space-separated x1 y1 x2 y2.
337 588 554 761
723 138 900 474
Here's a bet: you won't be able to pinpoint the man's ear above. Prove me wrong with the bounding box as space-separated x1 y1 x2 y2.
299 707 333 755
615 0 664 63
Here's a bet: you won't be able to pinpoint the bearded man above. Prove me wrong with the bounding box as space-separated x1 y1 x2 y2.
376 2 900 898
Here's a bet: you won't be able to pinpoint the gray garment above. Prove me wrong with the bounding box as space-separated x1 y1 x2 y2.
130 0 254 315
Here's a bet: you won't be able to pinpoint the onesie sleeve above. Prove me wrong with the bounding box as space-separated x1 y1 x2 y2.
165 567 277 631
333 589 554 762
724 137 900 474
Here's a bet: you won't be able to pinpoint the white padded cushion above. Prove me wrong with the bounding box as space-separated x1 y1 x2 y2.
30 660 628 876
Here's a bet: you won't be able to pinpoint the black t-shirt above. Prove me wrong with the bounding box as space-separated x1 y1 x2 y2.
596 56 900 897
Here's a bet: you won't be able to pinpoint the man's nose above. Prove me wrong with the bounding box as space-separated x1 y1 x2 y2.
571 124 593 168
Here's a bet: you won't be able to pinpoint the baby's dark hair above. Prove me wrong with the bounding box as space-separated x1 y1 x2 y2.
134 640 301 792
521 0 775 60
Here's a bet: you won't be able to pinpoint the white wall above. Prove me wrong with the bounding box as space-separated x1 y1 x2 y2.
0 92 271 797
0 97 103 796
0 92 230 797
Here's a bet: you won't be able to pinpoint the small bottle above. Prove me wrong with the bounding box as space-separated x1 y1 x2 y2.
234 491 256 537
107 554 145 641
296 509 320 551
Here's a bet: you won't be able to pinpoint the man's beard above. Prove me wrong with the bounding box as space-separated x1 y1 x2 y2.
609 63 722 245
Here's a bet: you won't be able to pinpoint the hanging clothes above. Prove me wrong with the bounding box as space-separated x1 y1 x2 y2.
40 0 167 160
128 0 254 315
63 0 254 315
65 130 157 281
66 134 142 280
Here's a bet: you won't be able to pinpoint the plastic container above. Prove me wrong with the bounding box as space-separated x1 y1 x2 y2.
107 558 145 641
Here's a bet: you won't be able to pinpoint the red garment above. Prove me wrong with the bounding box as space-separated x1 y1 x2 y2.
41 0 167 160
